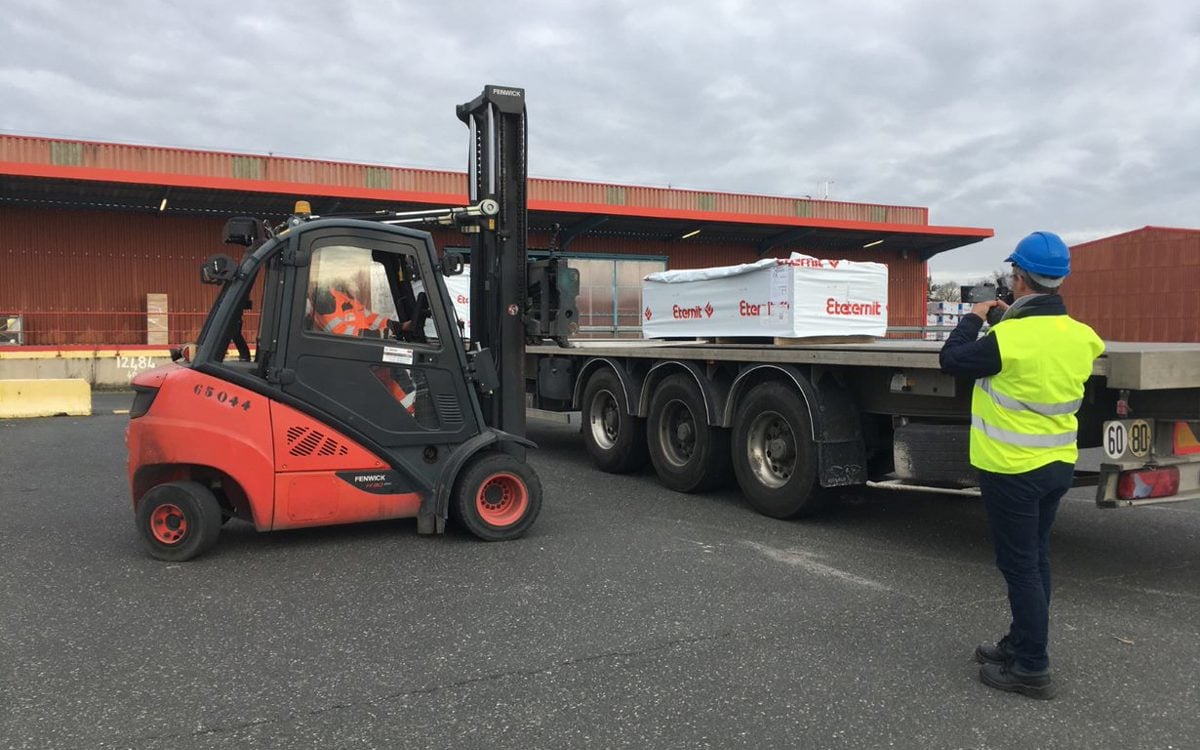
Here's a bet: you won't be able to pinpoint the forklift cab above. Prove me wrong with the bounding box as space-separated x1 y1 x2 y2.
200 220 473 434
127 216 539 562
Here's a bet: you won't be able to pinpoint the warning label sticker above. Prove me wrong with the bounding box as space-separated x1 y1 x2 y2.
382 346 414 365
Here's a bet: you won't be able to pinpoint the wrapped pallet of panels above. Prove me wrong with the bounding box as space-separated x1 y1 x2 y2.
641 253 888 340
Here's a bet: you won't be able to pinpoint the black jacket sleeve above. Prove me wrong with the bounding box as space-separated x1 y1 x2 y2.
939 314 1002 379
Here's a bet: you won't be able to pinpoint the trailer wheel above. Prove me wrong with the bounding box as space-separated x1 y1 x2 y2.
452 452 543 541
732 382 831 518
135 481 223 561
581 369 649 474
647 374 730 493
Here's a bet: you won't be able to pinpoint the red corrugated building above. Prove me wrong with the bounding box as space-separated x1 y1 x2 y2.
1069 227 1200 342
0 133 992 345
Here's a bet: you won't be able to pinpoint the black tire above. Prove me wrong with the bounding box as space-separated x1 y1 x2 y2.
580 368 649 474
731 382 832 518
646 374 730 493
452 452 543 541
135 480 223 561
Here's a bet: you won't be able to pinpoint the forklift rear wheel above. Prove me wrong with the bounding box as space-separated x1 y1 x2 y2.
453 453 543 541
646 374 730 493
135 481 223 561
580 368 649 474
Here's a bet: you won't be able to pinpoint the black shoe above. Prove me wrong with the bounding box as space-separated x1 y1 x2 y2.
979 661 1056 700
974 637 1015 665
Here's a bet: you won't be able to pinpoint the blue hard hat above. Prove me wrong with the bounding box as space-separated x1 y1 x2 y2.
1005 231 1070 278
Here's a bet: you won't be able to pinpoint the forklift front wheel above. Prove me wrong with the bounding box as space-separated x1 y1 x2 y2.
135 481 223 562
452 453 543 541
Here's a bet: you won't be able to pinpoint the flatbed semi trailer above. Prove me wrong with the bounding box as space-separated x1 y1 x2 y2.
524 338 1200 516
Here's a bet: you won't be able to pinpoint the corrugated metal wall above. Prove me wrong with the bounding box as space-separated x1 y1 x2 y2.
1068 227 1200 342
560 235 927 331
0 207 230 344
1 206 927 343
1 134 927 225
532 177 927 224
0 207 470 345
0 207 225 312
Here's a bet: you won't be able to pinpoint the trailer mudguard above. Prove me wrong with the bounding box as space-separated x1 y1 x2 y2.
639 359 731 426
727 363 867 487
572 357 642 415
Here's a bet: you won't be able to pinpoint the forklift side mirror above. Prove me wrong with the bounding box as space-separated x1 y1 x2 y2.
223 217 262 247
441 253 465 276
200 254 238 285
169 343 196 363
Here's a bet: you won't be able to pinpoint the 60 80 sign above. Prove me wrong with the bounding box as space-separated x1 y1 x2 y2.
1103 419 1151 460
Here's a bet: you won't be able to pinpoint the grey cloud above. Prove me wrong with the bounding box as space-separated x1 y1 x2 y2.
1 0 1197 280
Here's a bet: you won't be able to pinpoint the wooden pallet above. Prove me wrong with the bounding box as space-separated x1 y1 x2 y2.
772 335 877 345
704 335 878 346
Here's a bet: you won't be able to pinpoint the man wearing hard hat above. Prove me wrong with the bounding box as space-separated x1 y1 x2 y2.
940 231 1105 699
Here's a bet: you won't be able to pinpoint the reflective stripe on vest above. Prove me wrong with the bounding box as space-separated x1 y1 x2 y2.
319 314 348 334
399 389 417 413
971 415 1077 448
978 377 1083 416
314 302 390 337
969 313 1104 474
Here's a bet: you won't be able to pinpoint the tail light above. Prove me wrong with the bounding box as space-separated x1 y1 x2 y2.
1117 467 1179 500
130 385 159 419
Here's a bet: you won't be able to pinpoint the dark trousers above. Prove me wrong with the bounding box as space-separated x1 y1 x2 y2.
979 461 1074 672
225 317 251 361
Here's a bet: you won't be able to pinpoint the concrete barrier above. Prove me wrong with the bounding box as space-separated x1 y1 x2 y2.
0 347 173 388
0 379 92 418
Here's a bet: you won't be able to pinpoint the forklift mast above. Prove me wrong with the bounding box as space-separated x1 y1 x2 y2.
457 86 529 444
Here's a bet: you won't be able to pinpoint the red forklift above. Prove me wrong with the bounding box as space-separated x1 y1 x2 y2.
126 86 578 560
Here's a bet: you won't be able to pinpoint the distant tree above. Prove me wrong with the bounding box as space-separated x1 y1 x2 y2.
990 268 1013 290
928 281 961 302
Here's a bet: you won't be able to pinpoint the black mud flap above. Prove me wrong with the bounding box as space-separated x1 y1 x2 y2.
893 422 976 487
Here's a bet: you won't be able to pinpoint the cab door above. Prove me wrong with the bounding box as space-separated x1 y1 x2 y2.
274 224 481 500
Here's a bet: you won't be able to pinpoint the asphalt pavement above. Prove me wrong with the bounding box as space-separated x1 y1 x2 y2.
1 393 1198 749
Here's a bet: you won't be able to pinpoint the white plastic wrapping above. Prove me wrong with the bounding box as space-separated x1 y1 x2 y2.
404 269 473 340
641 253 888 338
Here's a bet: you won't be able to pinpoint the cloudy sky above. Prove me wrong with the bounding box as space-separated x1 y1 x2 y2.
3 0 1197 282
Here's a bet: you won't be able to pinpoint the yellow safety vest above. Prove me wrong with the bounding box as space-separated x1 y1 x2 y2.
971 314 1105 474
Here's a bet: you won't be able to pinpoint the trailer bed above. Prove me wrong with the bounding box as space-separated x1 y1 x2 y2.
530 339 1200 390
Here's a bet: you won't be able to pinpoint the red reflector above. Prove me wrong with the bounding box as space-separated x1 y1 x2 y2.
1117 467 1179 500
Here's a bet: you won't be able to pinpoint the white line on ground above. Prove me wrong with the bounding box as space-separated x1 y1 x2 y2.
743 541 893 592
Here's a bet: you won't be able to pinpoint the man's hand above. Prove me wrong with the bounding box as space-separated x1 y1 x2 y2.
388 319 414 340
971 299 1009 321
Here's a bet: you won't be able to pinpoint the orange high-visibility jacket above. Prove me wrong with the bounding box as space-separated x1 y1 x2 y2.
313 289 391 337
313 290 415 415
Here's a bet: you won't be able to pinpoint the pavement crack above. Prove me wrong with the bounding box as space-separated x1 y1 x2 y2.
1065 561 1200 600
1084 560 1192 585
401 630 737 698
124 632 735 744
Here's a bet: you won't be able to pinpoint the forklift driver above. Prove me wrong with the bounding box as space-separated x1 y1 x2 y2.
311 281 393 338
308 280 429 423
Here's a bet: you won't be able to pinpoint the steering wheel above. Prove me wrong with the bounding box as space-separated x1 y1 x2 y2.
390 292 431 343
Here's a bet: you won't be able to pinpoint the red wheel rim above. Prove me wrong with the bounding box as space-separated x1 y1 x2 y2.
150 503 188 544
475 472 529 527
